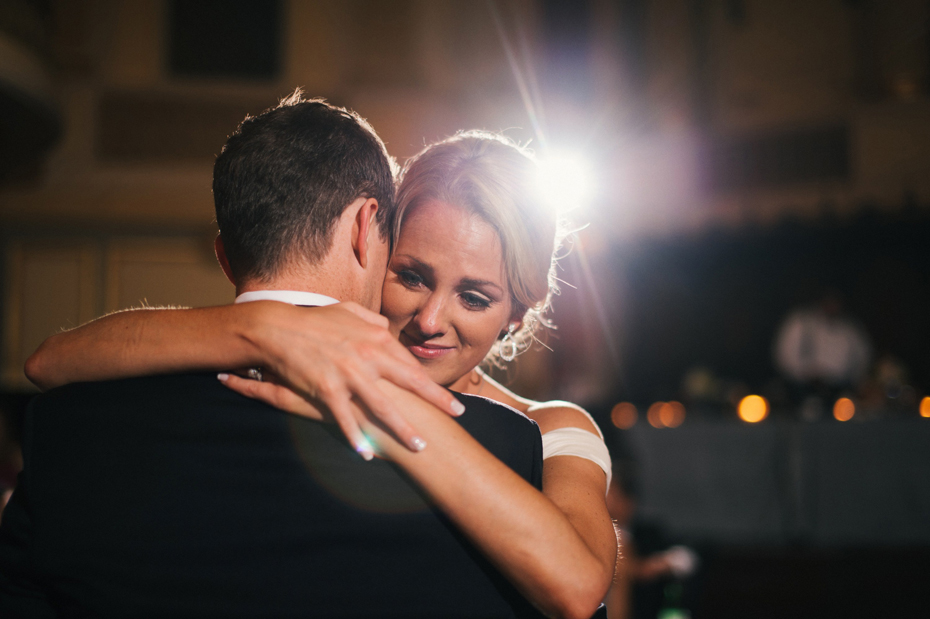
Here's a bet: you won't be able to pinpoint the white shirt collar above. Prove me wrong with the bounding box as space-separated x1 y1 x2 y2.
234 290 340 307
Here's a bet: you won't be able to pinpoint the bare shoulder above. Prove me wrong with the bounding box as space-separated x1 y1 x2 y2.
473 371 605 437
525 400 602 436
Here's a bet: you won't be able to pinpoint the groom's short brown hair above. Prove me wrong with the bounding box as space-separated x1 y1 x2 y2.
213 91 397 283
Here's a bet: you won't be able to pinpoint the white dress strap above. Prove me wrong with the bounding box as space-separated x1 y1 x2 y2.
541 427 612 494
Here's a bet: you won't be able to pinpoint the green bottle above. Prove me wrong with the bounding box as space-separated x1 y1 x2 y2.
657 581 690 619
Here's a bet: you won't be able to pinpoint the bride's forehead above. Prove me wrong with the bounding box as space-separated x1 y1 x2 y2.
394 202 507 277
399 200 496 242
403 198 476 224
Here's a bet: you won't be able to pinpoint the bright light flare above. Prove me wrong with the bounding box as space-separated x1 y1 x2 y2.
536 151 594 212
738 395 769 423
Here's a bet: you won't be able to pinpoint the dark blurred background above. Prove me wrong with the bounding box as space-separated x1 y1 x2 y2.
1 1 929 617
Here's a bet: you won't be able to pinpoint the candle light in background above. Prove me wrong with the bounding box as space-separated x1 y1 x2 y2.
659 401 686 428
833 397 855 422
647 402 665 428
738 395 768 423
611 401 638 429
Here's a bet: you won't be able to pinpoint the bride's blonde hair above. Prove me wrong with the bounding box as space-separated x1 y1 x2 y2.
394 130 566 364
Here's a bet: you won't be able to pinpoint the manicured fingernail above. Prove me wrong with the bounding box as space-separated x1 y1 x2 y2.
356 438 374 461
217 373 229 382
451 400 465 416
411 437 427 452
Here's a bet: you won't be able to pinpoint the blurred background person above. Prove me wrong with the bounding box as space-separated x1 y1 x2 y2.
773 290 872 417
603 431 699 619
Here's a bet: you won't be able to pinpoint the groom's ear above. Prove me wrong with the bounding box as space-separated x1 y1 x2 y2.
214 234 237 286
351 197 380 269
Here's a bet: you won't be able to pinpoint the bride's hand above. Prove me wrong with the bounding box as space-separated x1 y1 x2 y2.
226 301 462 459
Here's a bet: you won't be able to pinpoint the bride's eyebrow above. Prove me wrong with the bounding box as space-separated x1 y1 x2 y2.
460 278 503 295
393 255 433 275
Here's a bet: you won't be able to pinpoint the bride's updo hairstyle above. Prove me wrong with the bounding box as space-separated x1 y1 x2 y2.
394 130 565 364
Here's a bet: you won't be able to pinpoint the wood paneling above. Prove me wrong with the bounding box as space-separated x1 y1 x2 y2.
1 235 234 390
104 237 233 312
2 242 99 390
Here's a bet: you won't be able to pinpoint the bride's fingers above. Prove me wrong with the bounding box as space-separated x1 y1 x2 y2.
274 356 438 452
323 334 461 420
347 377 427 453
302 306 461 418
378 362 465 418
325 395 375 461
362 339 463 418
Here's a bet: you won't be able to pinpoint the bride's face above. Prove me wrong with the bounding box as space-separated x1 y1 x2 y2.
381 199 517 387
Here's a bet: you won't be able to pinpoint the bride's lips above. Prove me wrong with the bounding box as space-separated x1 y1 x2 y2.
408 344 454 360
401 334 454 360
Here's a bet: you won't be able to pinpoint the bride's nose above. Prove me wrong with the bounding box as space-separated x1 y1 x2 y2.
411 293 448 338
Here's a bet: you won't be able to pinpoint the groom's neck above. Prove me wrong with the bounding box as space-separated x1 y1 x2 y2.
235 259 372 310
237 277 344 304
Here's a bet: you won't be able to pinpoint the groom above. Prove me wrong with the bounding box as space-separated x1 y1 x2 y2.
0 94 544 617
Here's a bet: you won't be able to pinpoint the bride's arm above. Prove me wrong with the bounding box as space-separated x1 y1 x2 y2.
532 406 619 609
25 302 463 454
469 371 619 596
370 387 615 619
26 304 266 390
224 375 615 619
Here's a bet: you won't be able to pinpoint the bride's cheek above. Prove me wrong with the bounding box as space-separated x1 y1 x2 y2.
381 286 416 325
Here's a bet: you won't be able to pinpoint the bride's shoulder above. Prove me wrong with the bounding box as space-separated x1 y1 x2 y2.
525 400 603 437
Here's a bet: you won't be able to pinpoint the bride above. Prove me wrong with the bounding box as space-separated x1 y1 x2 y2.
27 130 617 618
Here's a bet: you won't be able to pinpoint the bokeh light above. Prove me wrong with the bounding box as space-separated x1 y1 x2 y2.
611 402 638 429
921 396 930 418
647 402 664 428
659 401 686 428
643 401 685 428
536 150 593 212
833 397 855 422
738 395 769 423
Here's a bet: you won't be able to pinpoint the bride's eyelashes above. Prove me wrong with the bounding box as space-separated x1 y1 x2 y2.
390 260 498 311
397 268 426 289
460 291 492 310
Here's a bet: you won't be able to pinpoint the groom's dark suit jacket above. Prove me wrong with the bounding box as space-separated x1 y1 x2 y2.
0 373 545 618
